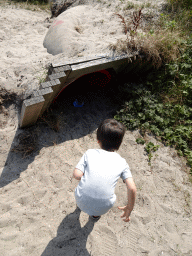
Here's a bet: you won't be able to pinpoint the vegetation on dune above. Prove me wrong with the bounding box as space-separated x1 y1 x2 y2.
11 0 48 4
0 0 50 11
114 0 192 175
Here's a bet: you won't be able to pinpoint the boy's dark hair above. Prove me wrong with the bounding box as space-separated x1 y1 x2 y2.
97 119 126 151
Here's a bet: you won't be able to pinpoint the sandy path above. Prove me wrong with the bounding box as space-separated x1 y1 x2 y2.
0 1 192 256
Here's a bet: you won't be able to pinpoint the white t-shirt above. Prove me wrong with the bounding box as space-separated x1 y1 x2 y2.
75 149 132 216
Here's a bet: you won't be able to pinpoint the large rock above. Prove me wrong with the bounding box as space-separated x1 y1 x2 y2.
43 5 126 56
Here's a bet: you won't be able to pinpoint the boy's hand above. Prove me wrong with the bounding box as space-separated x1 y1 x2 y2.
118 205 131 222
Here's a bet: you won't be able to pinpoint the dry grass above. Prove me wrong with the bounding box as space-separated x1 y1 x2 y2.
11 129 38 158
136 29 182 68
115 13 128 34
115 10 143 38
110 10 143 56
110 10 184 68
109 39 129 54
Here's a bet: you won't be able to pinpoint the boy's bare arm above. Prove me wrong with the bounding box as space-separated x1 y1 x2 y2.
73 168 84 180
118 178 137 222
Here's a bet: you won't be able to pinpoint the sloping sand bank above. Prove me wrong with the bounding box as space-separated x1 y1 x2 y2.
0 1 192 256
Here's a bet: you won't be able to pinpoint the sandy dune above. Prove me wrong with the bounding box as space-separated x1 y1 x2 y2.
0 1 192 255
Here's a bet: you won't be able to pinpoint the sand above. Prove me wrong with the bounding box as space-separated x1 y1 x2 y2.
0 1 192 255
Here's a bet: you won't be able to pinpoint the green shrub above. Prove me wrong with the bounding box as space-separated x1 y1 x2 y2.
136 138 145 145
114 38 192 173
166 0 192 34
168 0 192 9
145 142 160 164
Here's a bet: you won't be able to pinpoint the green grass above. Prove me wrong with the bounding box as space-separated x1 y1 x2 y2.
0 0 50 11
11 0 48 4
166 0 192 34
124 1 136 10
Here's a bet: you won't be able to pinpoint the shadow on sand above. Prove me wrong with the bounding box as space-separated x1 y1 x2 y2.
0 71 121 188
41 207 95 256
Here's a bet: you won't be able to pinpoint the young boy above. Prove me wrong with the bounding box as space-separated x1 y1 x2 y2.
73 119 136 222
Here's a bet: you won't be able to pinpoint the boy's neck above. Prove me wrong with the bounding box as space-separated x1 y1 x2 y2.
100 148 115 152
98 141 115 152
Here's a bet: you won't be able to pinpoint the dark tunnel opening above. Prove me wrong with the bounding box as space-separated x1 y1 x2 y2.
51 68 119 109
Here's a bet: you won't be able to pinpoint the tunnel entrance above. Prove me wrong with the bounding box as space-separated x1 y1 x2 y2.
20 54 155 128
52 68 117 109
42 68 119 135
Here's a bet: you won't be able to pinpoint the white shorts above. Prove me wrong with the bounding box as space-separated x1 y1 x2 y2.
75 189 116 216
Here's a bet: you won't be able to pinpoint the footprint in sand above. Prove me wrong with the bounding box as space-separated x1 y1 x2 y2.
90 225 119 256
117 218 142 254
126 226 141 253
